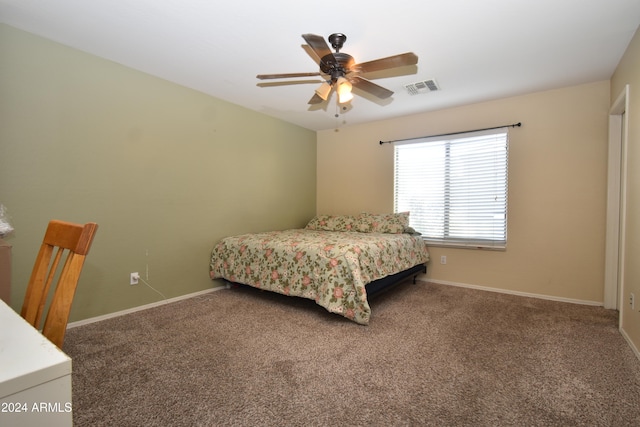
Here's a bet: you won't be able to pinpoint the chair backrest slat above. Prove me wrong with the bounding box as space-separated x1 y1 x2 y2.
33 246 66 328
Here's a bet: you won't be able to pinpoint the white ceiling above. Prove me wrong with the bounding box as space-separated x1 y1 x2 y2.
1 0 639 131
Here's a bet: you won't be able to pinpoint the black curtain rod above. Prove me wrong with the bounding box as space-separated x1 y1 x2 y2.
379 122 522 145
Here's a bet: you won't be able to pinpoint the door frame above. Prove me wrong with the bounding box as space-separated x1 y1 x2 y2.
604 85 629 311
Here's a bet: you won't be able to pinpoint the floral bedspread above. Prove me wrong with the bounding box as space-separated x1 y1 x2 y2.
209 229 430 325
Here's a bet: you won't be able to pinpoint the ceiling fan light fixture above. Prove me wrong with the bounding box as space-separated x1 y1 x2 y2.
339 91 354 104
315 81 332 100
336 77 353 104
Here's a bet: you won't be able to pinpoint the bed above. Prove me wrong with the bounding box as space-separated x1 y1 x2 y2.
209 213 430 325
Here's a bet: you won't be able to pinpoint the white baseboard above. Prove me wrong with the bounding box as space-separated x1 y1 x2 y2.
421 278 603 307
67 286 225 329
619 327 640 362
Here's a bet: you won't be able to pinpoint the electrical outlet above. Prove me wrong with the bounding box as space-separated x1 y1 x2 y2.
130 272 139 285
631 293 635 310
440 255 447 265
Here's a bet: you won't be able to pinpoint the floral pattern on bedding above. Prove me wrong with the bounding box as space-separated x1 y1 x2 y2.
209 229 430 325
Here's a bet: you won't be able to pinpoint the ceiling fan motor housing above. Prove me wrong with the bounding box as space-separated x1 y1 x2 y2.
320 52 355 81
322 34 352 82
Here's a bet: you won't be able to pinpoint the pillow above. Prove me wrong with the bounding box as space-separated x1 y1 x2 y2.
305 214 356 232
354 212 410 234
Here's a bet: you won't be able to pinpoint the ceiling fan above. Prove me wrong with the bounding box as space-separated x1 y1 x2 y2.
256 33 418 105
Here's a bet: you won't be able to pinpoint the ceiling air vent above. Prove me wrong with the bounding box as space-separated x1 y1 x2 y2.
404 79 440 95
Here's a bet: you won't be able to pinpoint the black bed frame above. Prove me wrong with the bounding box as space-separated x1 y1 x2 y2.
365 263 427 298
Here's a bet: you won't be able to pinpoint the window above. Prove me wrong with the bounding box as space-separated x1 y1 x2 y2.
394 128 509 249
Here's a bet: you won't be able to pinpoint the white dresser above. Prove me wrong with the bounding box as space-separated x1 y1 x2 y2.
0 299 72 427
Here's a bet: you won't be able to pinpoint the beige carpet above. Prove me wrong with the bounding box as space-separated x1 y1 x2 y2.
64 281 640 426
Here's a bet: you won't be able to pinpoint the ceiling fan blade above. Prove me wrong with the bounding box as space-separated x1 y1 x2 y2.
302 44 322 65
350 76 394 99
257 72 322 80
258 80 324 88
302 34 334 64
354 52 418 74
308 93 327 104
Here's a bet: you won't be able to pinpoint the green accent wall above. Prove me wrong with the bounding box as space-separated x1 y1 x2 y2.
0 24 316 321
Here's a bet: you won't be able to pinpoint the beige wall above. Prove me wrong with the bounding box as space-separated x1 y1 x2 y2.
0 24 317 321
611 26 640 354
318 80 610 304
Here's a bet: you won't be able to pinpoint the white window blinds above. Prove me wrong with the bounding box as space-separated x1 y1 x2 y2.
394 128 509 249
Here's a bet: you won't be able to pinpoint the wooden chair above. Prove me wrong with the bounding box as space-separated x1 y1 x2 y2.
21 220 98 348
